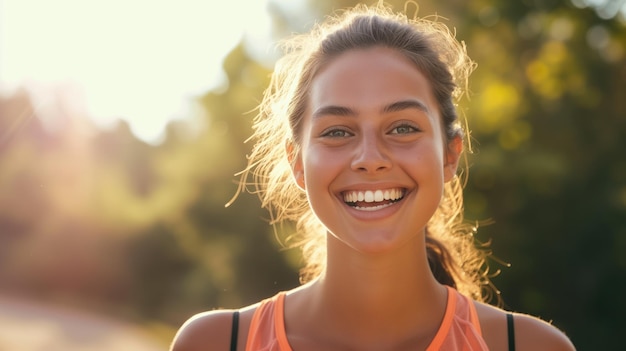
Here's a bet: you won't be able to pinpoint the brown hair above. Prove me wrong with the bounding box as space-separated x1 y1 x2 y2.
231 3 493 301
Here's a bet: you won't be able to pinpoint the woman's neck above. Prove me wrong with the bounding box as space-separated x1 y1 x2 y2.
286 235 449 349
322 234 444 312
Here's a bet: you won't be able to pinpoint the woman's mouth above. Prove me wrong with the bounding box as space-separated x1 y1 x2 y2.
342 188 406 211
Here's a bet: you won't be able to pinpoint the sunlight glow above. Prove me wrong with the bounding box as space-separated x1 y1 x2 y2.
0 0 274 143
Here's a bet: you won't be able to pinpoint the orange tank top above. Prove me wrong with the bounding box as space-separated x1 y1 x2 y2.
245 286 488 350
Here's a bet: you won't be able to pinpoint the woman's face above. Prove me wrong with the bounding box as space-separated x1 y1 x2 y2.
291 47 461 254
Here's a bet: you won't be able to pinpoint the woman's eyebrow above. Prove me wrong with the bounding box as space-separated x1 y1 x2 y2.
382 99 430 114
312 105 356 119
312 99 430 119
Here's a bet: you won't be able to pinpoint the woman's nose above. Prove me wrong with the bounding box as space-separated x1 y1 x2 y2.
350 135 392 173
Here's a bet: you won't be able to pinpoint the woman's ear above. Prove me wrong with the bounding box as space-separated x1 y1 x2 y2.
286 140 305 190
443 136 463 182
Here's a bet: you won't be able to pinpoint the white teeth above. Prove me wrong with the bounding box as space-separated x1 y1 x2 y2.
354 203 394 211
374 190 383 202
343 188 404 203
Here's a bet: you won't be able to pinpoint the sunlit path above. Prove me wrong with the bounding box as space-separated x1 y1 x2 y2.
0 296 167 351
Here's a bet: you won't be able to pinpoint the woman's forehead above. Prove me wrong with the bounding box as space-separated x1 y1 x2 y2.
308 47 438 115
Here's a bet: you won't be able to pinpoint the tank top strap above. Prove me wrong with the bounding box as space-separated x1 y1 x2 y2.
468 294 483 335
273 293 291 349
427 286 458 350
426 286 488 351
245 292 292 351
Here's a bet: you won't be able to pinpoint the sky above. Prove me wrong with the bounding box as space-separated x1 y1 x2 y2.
0 0 278 143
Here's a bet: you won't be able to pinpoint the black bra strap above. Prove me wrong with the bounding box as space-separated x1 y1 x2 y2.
230 311 240 351
506 313 516 351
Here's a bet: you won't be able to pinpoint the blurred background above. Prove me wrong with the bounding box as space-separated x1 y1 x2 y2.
0 0 624 349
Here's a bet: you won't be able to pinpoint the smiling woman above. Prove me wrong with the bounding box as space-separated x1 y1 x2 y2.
0 0 273 143
170 3 575 351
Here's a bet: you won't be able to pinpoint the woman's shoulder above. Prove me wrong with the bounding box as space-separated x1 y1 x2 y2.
169 304 260 351
473 300 576 351
169 309 237 351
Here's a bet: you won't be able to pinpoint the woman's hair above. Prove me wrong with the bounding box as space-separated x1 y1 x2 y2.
232 3 493 301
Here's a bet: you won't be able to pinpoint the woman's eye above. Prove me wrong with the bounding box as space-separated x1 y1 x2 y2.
322 129 350 138
390 124 419 134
